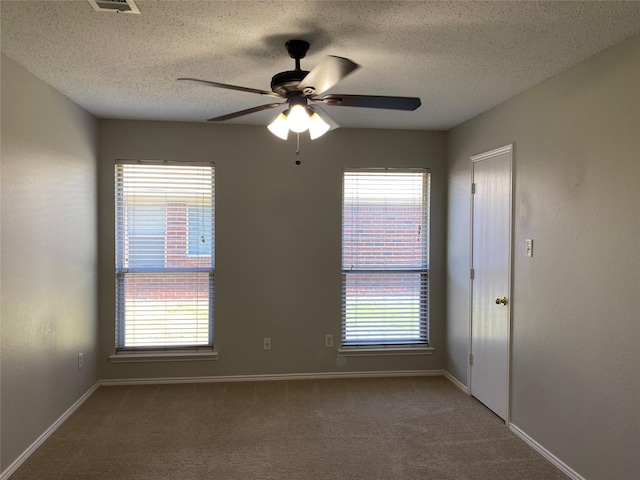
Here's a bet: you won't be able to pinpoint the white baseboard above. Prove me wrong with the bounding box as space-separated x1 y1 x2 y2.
99 369 445 386
509 424 585 480
0 382 100 480
443 371 469 394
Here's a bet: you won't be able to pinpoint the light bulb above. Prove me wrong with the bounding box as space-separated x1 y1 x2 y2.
267 112 289 140
308 112 330 139
286 104 310 133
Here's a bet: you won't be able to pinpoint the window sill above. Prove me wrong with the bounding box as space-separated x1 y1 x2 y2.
109 350 219 363
338 346 434 357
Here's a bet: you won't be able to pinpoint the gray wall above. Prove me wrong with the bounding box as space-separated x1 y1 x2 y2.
0 54 99 471
446 35 640 479
98 121 446 380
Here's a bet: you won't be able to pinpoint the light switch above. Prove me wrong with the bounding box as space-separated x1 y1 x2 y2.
526 239 533 257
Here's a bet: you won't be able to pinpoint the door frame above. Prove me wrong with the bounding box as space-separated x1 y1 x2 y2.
468 143 514 424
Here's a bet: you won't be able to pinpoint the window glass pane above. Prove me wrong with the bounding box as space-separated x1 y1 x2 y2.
126 203 166 268
343 172 428 270
187 204 214 257
117 272 212 348
343 272 428 345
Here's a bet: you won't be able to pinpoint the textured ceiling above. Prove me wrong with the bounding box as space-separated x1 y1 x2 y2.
2 1 639 130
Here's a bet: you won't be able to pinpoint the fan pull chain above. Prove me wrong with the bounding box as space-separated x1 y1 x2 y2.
295 132 301 165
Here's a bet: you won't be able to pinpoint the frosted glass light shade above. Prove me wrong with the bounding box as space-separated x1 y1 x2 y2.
267 107 331 140
286 104 310 133
308 112 330 139
267 113 289 140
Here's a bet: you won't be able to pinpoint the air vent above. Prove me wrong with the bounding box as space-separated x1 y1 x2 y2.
88 0 140 14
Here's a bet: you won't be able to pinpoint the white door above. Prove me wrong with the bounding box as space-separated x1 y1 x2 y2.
470 145 513 421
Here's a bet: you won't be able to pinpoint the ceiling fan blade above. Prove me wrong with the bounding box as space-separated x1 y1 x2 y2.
298 56 359 96
315 94 421 111
207 102 285 122
178 77 281 98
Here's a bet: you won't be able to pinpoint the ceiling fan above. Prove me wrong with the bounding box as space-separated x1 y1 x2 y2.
178 40 421 140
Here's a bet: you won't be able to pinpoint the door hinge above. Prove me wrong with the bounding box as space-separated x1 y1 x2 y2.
470 268 475 280
469 353 473 365
471 183 476 194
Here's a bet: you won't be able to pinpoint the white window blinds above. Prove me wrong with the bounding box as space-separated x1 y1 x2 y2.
342 169 430 347
115 161 214 350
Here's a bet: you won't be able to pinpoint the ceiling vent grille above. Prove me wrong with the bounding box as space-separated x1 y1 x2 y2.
88 0 140 14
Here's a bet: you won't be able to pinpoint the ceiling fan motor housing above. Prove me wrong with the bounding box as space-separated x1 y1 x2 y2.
270 70 310 96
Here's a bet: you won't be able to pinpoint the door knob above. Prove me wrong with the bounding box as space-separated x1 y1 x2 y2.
495 297 508 305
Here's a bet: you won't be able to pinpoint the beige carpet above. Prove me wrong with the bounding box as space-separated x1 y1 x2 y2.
10 376 567 479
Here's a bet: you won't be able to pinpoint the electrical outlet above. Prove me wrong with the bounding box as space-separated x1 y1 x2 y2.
325 334 334 348
78 352 84 369
263 337 271 351
526 239 533 257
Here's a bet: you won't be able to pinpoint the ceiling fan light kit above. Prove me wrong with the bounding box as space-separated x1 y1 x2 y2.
179 39 421 143
267 107 330 140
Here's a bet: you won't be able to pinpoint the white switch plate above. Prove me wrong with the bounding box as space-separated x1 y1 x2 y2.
263 337 271 351
526 239 533 257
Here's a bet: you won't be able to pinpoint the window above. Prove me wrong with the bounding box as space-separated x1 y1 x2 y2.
115 161 214 350
342 169 430 348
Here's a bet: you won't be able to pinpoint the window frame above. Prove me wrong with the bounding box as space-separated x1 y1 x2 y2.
340 168 432 354
114 160 216 355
